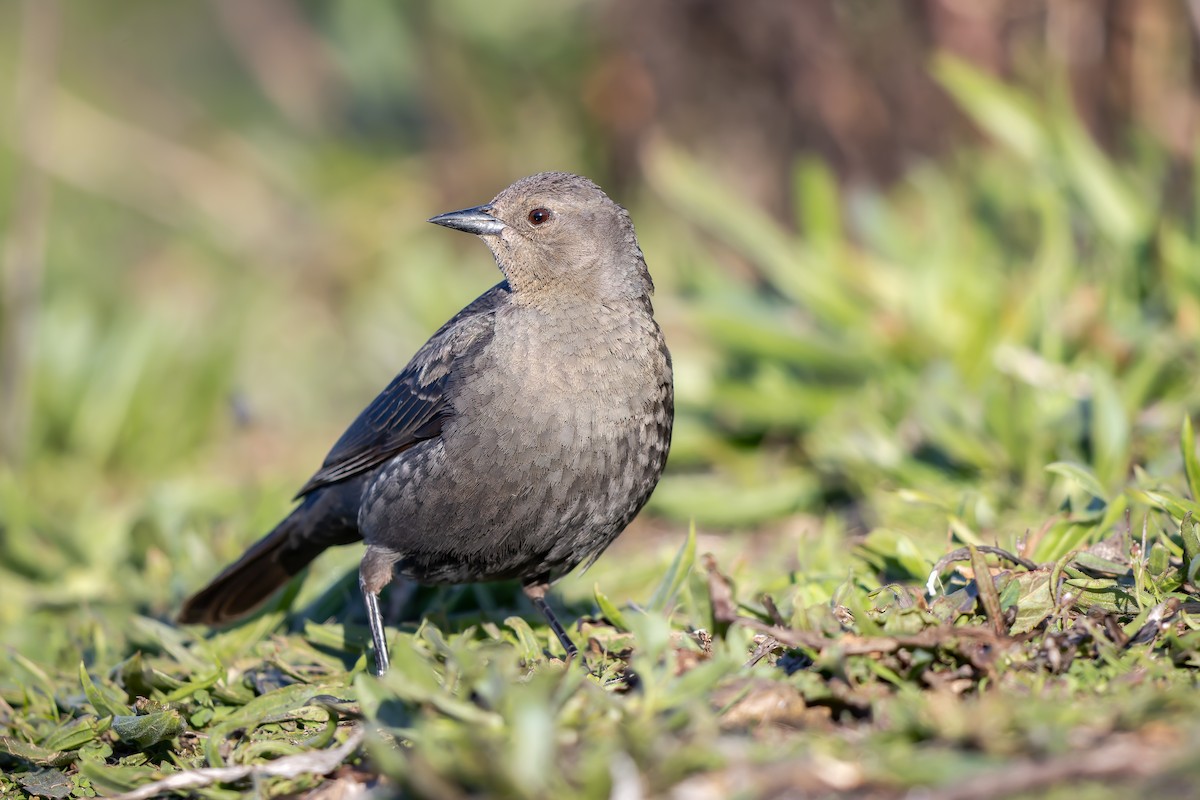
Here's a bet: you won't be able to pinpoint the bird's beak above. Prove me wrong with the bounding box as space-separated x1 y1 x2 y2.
428 204 506 236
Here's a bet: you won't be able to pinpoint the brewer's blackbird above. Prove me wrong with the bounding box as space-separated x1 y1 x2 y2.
180 172 674 674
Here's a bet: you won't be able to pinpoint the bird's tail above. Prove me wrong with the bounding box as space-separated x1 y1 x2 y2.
178 485 363 625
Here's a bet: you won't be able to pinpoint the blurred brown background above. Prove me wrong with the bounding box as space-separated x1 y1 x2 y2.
598 0 1200 212
30 1 1191 215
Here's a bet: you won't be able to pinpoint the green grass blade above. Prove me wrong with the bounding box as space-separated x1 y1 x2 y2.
79 662 131 718
647 521 697 613
593 584 630 632
1046 461 1108 502
1182 416 1200 501
504 616 545 663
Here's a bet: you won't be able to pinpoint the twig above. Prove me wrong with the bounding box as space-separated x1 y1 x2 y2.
1125 598 1182 648
968 545 1007 637
927 546 1039 596
702 553 738 627
107 725 364 800
744 635 779 667
734 616 1010 656
909 733 1178 800
761 593 787 627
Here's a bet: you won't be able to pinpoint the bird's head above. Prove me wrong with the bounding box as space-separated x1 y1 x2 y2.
429 172 653 306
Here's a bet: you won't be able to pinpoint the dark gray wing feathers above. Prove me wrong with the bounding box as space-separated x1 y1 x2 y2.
294 282 509 497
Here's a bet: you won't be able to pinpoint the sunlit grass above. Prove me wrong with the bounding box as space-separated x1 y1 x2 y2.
2 30 1200 798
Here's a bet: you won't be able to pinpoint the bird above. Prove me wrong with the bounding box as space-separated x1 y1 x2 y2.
179 171 674 675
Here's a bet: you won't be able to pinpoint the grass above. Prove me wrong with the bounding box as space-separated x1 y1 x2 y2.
2 22 1200 798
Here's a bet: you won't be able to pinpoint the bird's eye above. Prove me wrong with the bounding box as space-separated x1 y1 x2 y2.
528 208 552 225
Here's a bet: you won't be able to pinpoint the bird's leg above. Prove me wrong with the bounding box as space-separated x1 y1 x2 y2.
360 546 401 676
522 581 579 662
522 581 639 689
362 585 390 676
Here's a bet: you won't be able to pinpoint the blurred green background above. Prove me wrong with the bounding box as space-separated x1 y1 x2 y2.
2 0 1200 668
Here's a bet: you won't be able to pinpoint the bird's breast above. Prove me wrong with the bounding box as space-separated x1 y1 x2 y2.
360 301 673 583
443 305 667 477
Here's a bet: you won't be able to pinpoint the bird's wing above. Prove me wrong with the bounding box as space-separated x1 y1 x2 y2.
294 282 510 497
